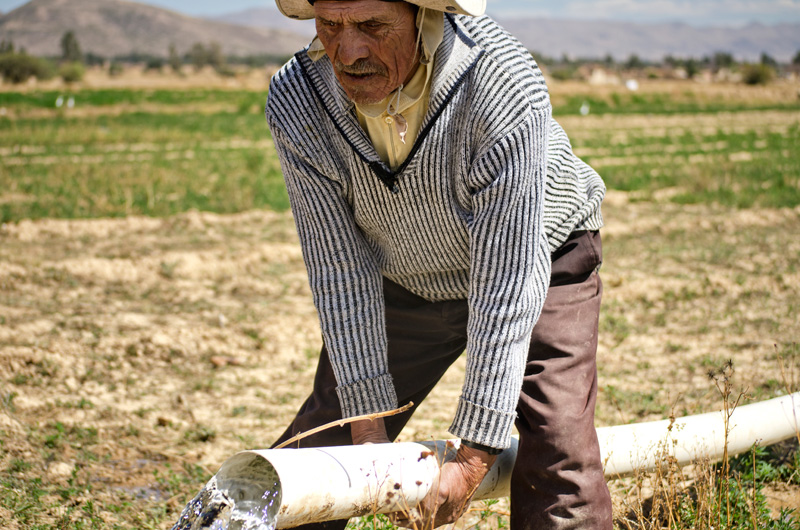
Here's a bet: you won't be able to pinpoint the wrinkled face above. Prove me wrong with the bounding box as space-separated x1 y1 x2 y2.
314 0 420 104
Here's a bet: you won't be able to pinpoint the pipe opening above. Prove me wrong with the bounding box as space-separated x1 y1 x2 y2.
172 453 282 530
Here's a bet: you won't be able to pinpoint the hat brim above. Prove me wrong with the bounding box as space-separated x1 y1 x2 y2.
276 0 486 20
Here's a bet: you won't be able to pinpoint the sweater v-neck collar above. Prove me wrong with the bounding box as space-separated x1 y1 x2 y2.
296 14 485 192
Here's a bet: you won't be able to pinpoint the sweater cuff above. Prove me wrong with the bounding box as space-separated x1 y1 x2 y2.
336 373 398 418
449 398 516 450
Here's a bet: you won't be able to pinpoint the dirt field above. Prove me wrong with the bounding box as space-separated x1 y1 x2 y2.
2 71 800 527
2 191 799 527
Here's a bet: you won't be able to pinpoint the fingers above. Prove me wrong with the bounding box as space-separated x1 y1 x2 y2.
350 417 390 445
386 446 499 528
389 470 457 529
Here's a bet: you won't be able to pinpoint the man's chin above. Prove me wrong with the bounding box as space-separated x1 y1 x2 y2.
339 82 392 106
335 72 390 105
344 90 388 106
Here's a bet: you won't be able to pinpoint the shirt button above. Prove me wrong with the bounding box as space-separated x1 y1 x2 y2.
385 116 394 124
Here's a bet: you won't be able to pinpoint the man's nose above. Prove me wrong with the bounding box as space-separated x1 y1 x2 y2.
336 28 370 65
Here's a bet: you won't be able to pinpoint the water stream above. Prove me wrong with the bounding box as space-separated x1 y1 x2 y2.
171 475 281 530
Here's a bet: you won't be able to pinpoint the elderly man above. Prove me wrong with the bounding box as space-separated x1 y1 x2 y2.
265 0 613 528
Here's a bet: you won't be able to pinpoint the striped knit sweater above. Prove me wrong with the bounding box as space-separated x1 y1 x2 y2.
265 14 604 449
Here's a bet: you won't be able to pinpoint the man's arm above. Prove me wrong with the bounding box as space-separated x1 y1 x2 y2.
391 108 552 527
452 108 551 449
269 124 400 420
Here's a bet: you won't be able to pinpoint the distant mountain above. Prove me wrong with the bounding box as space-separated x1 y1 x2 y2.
498 18 800 63
209 6 800 63
211 7 316 38
3 0 796 63
0 0 308 58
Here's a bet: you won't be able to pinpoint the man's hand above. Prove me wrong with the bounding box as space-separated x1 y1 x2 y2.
350 417 391 445
391 444 497 529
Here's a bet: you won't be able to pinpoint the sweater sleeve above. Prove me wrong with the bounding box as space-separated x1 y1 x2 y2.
449 108 552 449
269 124 398 419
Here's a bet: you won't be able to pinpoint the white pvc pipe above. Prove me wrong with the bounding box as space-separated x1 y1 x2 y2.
213 439 517 528
211 393 799 528
597 391 800 476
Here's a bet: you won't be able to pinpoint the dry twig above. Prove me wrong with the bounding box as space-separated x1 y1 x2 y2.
274 402 414 449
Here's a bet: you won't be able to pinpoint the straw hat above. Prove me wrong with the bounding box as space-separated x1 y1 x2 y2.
275 0 486 20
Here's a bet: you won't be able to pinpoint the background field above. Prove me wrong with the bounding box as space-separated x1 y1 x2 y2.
1 76 799 529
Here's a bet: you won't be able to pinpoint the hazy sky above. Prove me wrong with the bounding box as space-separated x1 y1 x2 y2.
1 0 799 26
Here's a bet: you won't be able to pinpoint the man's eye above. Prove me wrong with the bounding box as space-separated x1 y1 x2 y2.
363 22 383 29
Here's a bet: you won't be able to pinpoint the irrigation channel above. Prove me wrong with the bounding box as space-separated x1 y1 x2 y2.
171 393 800 529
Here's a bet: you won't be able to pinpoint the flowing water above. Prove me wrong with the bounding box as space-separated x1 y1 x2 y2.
171 475 281 530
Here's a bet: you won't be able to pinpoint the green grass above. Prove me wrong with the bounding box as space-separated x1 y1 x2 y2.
566 117 800 209
553 93 800 116
0 456 209 530
624 441 800 530
4 87 799 115
0 88 264 109
1 83 799 529
2 86 799 223
0 107 289 222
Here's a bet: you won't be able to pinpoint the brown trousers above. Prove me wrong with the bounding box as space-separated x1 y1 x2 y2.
272 231 612 530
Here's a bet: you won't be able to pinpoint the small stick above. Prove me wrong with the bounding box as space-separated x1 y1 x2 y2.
274 402 414 449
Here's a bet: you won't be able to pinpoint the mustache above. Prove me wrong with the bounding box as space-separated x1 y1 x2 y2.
335 59 387 77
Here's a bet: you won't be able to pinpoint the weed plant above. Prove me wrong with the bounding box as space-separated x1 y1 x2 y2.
613 362 799 530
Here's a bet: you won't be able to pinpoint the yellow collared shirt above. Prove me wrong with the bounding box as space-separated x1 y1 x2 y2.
307 9 444 170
